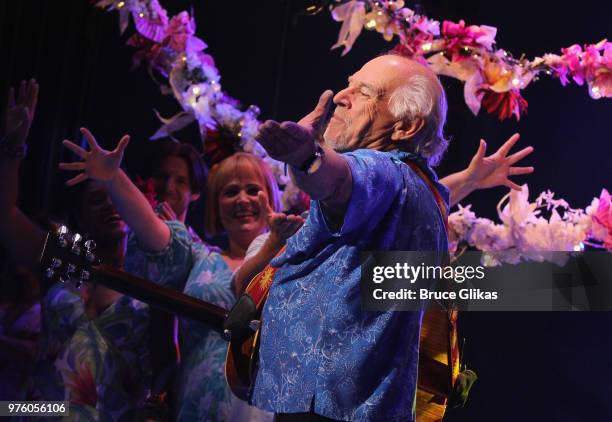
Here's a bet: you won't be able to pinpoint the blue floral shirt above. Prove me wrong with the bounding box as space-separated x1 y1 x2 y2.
251 149 449 421
126 221 266 421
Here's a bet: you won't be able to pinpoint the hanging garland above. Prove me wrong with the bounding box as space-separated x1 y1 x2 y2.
93 0 610 263
93 0 299 209
450 186 612 265
329 0 611 120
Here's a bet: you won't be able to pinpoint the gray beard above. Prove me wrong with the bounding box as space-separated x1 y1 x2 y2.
323 131 352 153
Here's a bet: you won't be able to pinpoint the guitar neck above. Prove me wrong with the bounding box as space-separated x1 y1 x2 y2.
92 264 228 334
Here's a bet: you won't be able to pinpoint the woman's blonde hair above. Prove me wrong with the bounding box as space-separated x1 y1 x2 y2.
205 152 281 236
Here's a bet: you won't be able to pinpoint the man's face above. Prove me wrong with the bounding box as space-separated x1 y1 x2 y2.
154 156 199 222
323 55 418 152
79 181 128 243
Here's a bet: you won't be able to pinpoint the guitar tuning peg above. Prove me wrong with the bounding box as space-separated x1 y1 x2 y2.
51 258 62 268
65 263 76 276
84 240 97 262
45 267 55 279
57 225 69 248
71 233 83 255
80 270 90 283
223 329 232 341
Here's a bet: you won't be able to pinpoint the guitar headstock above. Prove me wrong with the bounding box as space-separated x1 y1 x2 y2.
40 225 98 288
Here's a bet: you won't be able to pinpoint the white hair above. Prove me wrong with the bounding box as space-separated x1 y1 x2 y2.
387 74 449 166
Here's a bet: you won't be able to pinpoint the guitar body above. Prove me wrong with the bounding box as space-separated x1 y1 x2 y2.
416 307 460 422
225 270 461 421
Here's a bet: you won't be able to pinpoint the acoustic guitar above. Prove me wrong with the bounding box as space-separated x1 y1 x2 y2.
223 264 461 422
41 226 459 421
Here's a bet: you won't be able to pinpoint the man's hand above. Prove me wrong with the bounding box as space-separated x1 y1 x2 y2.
256 90 334 168
59 127 129 186
465 133 534 191
2 79 38 146
258 191 304 246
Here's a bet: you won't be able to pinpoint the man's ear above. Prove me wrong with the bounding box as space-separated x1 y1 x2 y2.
390 118 424 142
190 192 201 203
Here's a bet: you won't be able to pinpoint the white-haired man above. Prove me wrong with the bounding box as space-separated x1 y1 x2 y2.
251 54 530 421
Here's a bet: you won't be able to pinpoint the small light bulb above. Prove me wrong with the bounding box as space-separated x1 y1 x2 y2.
421 42 432 51
192 86 201 95
365 19 377 29
138 12 145 18
512 78 520 86
117 1 125 8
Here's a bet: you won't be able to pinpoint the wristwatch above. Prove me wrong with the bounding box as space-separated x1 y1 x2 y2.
294 144 325 175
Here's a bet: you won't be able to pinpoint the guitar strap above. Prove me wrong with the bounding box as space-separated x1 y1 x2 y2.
404 159 460 388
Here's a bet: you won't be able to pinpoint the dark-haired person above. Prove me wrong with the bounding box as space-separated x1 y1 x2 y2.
145 139 209 244
0 80 151 420
60 135 298 420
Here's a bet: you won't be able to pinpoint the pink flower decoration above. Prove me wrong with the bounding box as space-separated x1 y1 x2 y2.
442 19 497 60
413 16 440 37
133 0 169 42
480 88 528 121
165 11 207 55
592 189 612 249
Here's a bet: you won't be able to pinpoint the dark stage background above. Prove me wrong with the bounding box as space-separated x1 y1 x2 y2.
1 1 611 420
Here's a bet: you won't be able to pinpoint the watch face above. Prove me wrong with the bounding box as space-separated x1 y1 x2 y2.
307 155 323 175
307 146 325 174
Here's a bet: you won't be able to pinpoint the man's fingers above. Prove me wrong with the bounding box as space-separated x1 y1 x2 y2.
497 133 521 157
256 121 281 146
58 162 86 171
508 166 534 176
475 139 487 161
115 135 130 154
66 173 89 186
80 127 100 151
507 146 534 165
280 121 308 141
505 180 523 191
311 90 334 134
62 140 88 158
257 122 292 157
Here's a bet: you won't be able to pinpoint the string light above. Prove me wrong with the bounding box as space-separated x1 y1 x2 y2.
421 42 432 51
117 1 125 9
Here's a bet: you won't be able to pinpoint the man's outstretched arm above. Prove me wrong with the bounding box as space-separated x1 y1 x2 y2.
256 90 353 219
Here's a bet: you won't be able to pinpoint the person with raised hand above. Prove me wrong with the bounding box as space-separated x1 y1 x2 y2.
440 133 534 206
60 138 283 420
0 81 152 420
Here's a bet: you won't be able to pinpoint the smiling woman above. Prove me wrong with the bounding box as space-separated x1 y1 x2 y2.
125 152 282 421
58 127 283 420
